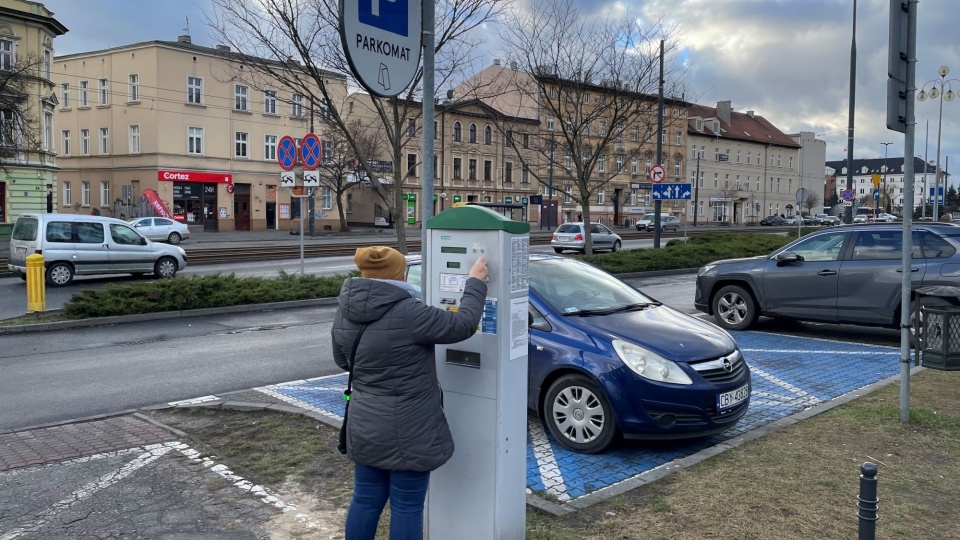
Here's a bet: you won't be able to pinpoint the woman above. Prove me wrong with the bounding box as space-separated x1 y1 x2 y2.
332 246 488 540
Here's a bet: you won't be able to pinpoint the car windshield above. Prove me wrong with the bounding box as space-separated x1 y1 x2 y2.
528 258 658 315
556 224 580 233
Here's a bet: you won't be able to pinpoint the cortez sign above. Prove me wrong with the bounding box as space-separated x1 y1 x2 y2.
158 170 233 184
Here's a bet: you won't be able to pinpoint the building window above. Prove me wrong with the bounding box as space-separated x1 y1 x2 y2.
598 154 606 173
453 157 462 179
468 123 477 143
468 158 477 180
100 181 110 206
453 122 461 142
547 117 554 131
43 49 51 79
599 121 607 137
660 129 666 144
63 181 71 205
264 135 277 161
597 189 604 205
675 131 682 145
407 118 415 137
291 93 303 117
188 127 203 155
695 119 703 131
260 90 276 115
505 162 513 183
616 154 623 173
736 150 741 163
484 125 492 145
522 165 529 184
564 187 572 204
746 151 751 164
128 74 139 102
713 173 719 188
616 123 624 141
789 156 794 170
321 187 333 210
80 129 89 155
523 133 529 149
504 130 513 147
674 159 681 177
322 139 333 163
188 76 203 104
632 126 640 141
61 130 70 156
407 153 417 176
483 160 492 181
121 184 132 202
234 85 248 111
99 78 109 105
42 110 52 151
235 132 248 158
0 39 13 71
98 127 109 155
81 181 91 206
565 152 572 170
128 125 140 154
60 83 70 108
631 157 638 174
79 81 88 107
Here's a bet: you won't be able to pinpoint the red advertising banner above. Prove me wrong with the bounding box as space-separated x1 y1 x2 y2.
142 189 172 219
158 170 233 184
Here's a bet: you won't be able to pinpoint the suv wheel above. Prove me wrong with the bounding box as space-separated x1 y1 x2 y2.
543 374 617 454
154 257 178 279
46 262 74 287
713 285 758 330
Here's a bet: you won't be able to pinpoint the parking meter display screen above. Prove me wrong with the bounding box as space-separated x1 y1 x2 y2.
446 262 461 269
441 246 467 254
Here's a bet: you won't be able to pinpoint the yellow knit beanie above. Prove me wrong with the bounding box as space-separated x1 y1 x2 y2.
354 246 407 281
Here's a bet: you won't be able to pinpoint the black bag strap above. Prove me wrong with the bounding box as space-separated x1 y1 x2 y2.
343 325 368 403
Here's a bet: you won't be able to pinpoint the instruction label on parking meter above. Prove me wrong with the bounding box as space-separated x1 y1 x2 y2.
439 273 468 293
510 296 528 358
482 298 497 334
510 237 529 293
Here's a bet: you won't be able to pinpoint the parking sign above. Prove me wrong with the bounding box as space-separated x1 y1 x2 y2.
340 0 422 98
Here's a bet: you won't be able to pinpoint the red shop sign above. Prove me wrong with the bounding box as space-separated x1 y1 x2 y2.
158 170 233 184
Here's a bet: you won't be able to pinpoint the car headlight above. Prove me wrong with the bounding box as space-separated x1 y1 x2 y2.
698 264 715 277
177 247 186 256
612 339 693 385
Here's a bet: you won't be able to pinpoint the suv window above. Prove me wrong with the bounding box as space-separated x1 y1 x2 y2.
789 231 847 262
918 230 957 259
75 222 105 244
852 231 904 261
12 218 38 241
557 224 580 233
45 222 74 243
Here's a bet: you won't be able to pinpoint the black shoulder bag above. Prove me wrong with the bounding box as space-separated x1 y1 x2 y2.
338 325 368 455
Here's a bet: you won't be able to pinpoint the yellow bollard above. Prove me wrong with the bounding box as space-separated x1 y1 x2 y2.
26 253 45 312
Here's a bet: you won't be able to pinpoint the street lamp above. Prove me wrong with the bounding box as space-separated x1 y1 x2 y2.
917 65 958 221
879 142 892 215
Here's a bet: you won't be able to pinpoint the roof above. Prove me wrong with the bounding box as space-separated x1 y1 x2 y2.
0 3 67 36
437 98 540 126
825 157 941 177
54 38 345 80
687 104 800 149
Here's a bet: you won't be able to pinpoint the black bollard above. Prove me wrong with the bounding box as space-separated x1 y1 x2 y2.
857 462 879 540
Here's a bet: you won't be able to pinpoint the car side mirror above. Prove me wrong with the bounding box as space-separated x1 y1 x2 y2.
775 251 801 264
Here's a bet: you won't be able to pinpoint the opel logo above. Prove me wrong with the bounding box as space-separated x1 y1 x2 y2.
722 356 733 372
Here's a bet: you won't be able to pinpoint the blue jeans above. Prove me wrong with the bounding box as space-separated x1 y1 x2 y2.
345 463 431 540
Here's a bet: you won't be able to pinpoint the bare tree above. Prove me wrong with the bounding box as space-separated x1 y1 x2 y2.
803 192 822 216
320 118 386 232
206 0 506 253
460 0 687 252
0 53 48 171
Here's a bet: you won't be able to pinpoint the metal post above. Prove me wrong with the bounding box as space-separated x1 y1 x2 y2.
857 462 879 540
880 142 891 215
420 0 435 258
923 119 929 218
899 0 918 424
309 101 316 237
844 0 857 225
654 39 664 248
299 194 305 275
548 138 554 230
693 155 700 227
933 81 944 221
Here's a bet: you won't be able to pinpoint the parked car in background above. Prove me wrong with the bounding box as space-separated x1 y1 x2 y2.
635 213 671 231
694 223 960 334
551 222 622 254
760 215 785 226
646 215 680 232
853 215 870 224
801 215 819 226
8 214 187 286
408 255 751 453
782 216 799 226
816 214 841 226
128 217 191 244
876 213 897 223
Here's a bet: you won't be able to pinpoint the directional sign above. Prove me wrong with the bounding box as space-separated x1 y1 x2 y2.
277 136 297 171
841 189 856 202
300 133 322 170
651 183 692 200
280 171 295 188
873 188 880 201
648 164 666 184
303 170 320 188
929 186 945 204
340 0 423 98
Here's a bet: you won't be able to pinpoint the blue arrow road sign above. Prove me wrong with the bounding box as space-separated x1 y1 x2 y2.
873 188 880 201
651 183 693 200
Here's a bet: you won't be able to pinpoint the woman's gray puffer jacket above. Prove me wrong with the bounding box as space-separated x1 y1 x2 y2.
331 276 486 472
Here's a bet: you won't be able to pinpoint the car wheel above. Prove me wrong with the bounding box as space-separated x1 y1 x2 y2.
167 232 182 245
612 240 622 252
554 247 564 254
910 296 952 347
46 262 74 287
712 285 758 331
154 257 178 279
18 273 26 281
543 374 617 454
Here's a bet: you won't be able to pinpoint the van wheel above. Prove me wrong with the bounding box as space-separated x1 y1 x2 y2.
543 374 617 454
554 248 564 254
46 262 74 287
154 257 178 279
167 232 182 245
18 273 26 281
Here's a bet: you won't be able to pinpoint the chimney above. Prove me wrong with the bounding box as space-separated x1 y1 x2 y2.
510 61 517 70
716 101 732 125
493 58 501 66
747 110 755 118
178 35 192 44
216 44 231 52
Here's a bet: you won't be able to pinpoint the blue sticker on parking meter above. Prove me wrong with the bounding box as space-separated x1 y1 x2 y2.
482 298 497 334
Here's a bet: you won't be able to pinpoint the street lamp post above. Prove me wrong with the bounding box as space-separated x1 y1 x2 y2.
918 65 958 221
880 142 892 215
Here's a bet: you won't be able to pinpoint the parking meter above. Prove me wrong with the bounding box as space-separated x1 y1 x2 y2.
424 205 530 540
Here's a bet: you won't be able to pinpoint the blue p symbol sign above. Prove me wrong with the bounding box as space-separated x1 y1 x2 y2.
359 0 408 37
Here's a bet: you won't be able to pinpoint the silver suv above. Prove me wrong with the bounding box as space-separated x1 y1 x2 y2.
695 223 960 331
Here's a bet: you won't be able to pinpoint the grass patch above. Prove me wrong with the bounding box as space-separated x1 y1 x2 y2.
0 310 71 327
147 370 960 539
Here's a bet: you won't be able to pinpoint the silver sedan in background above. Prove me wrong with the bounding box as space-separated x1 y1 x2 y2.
128 217 191 244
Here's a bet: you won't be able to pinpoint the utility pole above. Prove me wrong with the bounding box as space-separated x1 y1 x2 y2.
309 101 316 236
923 119 929 218
880 142 892 214
692 154 700 227
654 39 664 249
421 0 435 252
844 0 857 225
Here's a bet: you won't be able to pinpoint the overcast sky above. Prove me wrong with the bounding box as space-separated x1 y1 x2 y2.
42 0 960 176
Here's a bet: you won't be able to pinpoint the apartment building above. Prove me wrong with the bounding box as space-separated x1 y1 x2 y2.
0 0 67 224
53 35 347 232
825 157 942 213
686 102 822 224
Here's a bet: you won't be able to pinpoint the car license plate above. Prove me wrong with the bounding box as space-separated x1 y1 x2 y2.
558 235 570 241
717 383 749 411
15 246 26 254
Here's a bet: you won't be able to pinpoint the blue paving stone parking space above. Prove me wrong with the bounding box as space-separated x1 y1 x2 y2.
258 331 903 509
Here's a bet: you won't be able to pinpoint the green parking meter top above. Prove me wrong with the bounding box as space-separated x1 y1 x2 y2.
427 204 530 234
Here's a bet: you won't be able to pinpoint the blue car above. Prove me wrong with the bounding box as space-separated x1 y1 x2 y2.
407 255 751 454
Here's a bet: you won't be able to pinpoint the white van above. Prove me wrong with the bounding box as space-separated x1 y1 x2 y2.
8 214 188 286
635 213 671 231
